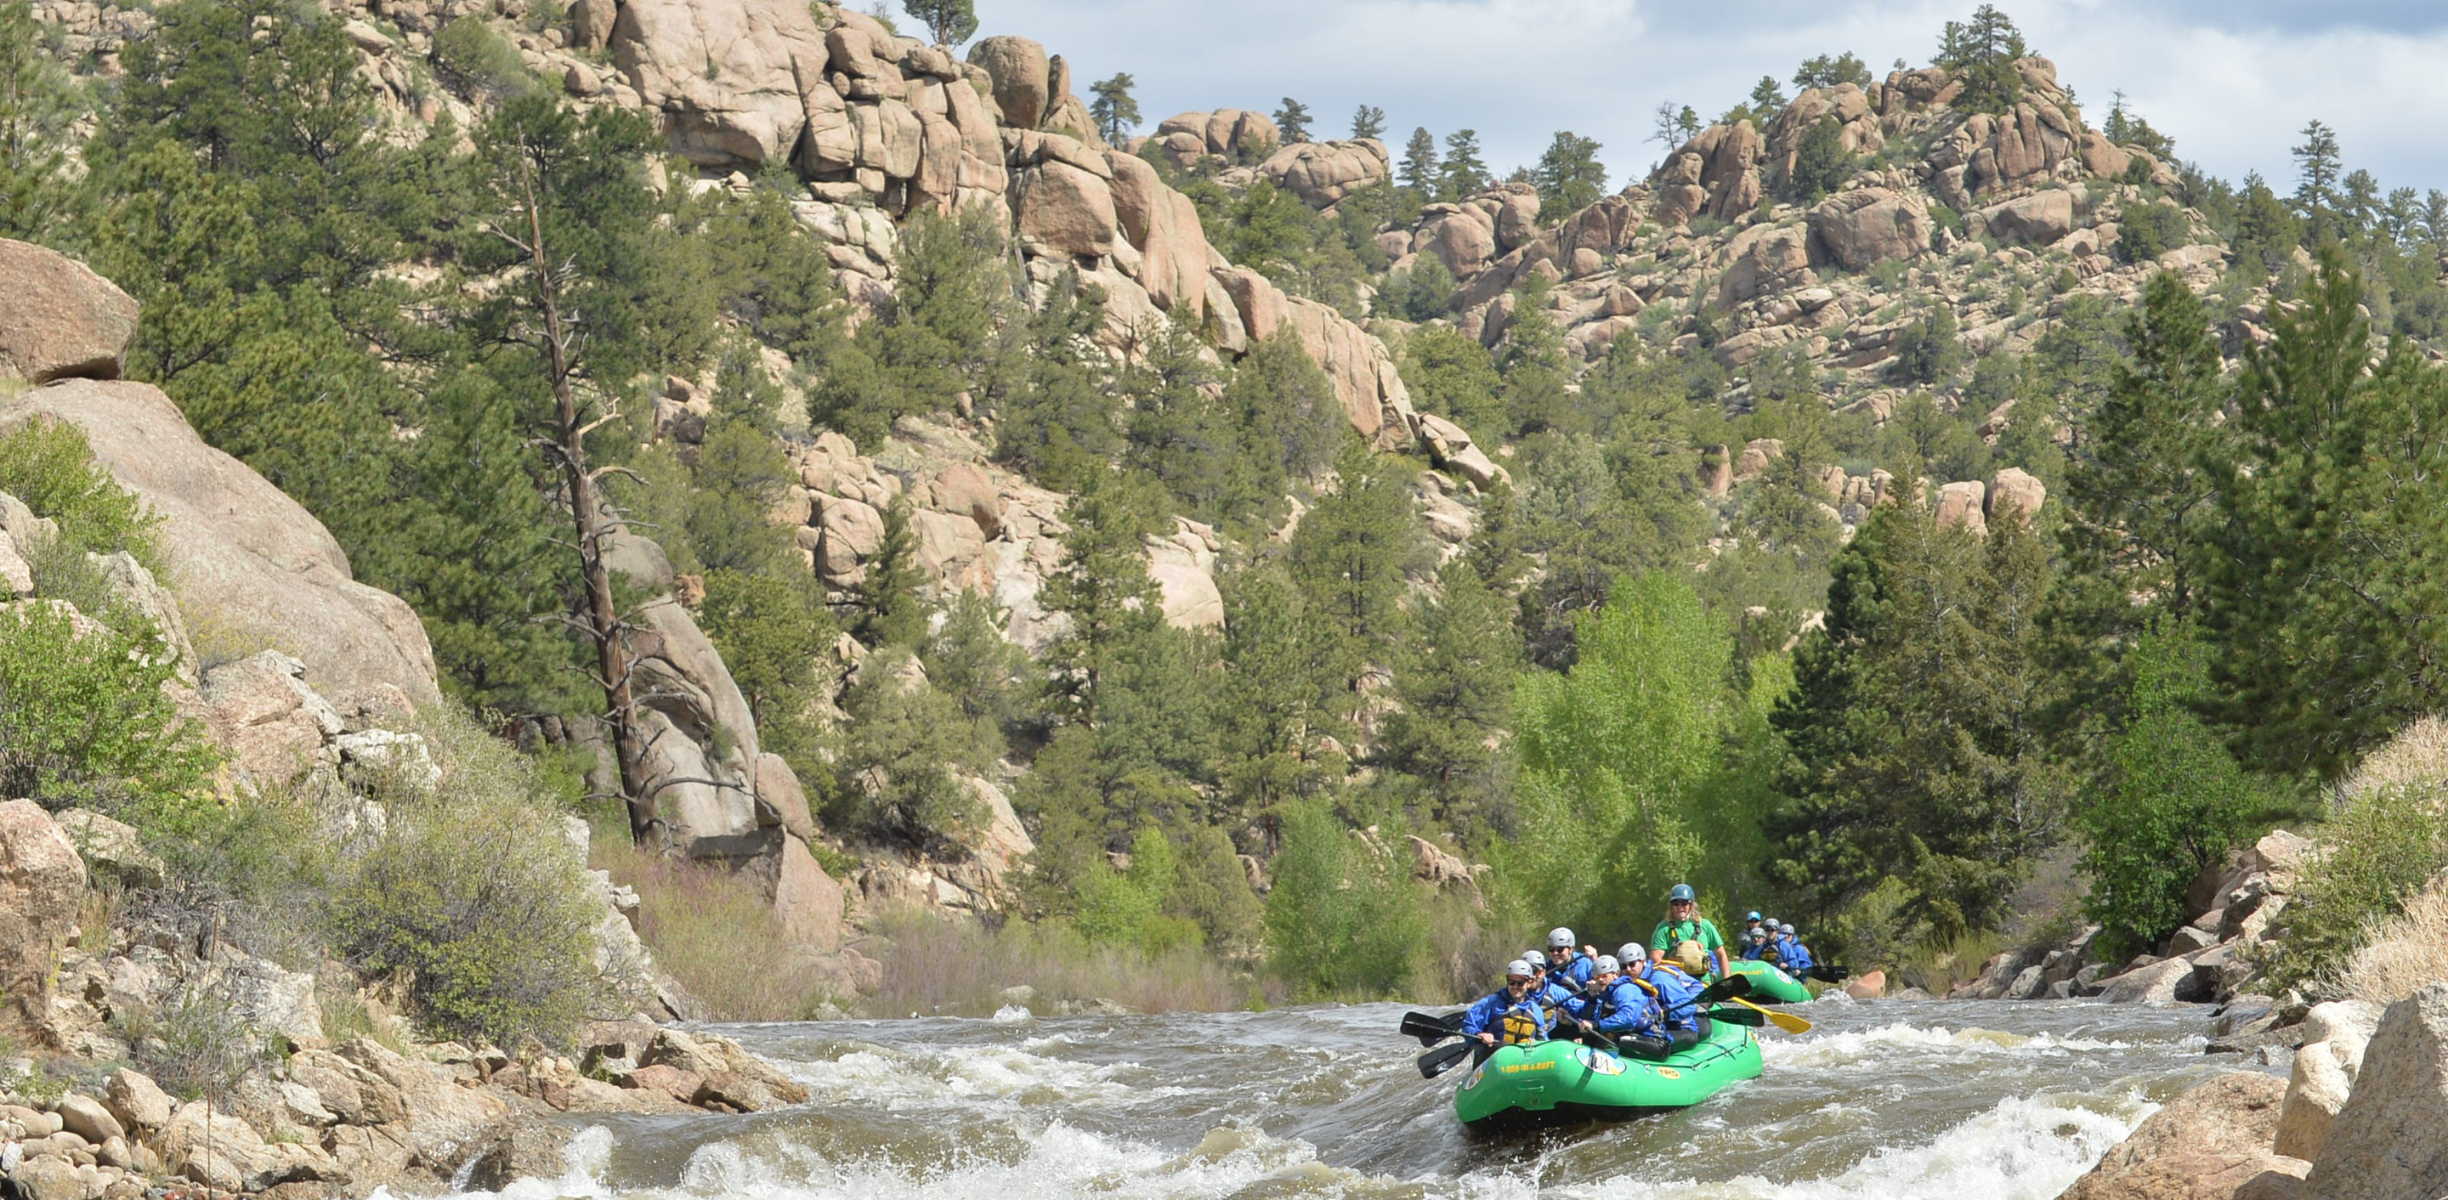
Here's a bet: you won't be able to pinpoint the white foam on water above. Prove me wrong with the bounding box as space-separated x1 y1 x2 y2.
1548 1091 2155 1200
1764 1022 2130 1069
775 1040 1156 1109
443 1117 1416 1200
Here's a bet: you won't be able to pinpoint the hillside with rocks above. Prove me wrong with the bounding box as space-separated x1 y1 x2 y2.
9 0 2448 1192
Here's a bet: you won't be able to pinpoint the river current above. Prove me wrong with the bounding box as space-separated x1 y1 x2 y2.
451 996 2261 1200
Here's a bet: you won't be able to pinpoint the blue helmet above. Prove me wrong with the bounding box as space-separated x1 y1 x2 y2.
1668 883 1696 903
1745 911 1762 922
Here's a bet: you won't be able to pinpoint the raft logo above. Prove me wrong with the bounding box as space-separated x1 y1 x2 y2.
1575 1048 1627 1076
1498 1060 1555 1074
1652 1067 1683 1080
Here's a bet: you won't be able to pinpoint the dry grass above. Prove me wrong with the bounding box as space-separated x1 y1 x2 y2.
2341 715 2448 808
594 833 843 1022
2333 878 2448 1007
865 907 1256 1018
1895 928 2007 996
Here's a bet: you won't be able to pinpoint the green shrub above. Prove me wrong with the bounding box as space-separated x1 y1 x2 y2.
2258 727 2448 996
595 831 841 1021
2116 202 2189 265
0 601 218 832
330 710 599 1048
1263 801 1426 999
1789 116 1851 201
0 417 162 569
431 17 531 99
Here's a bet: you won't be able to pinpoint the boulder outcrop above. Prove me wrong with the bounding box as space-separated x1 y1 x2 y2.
2056 1072 2306 1200
2299 983 2448 1200
1260 138 1390 207
0 381 441 711
0 800 84 1040
0 240 138 384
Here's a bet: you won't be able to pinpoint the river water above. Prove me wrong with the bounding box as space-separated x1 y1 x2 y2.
461 996 2263 1200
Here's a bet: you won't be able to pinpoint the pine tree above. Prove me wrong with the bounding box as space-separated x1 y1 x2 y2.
1216 567 1348 821
1498 281 1573 435
1400 326 1506 445
2292 119 2341 242
899 0 976 46
1349 104 1386 141
1933 5 2028 115
1089 73 1140 143
1793 51 1872 92
1531 131 1606 214
1273 97 1312 143
1290 441 1428 658
698 568 838 771
2231 171 2302 277
1747 76 1787 119
850 497 930 649
1787 115 1851 201
0 0 72 238
1382 561 1522 838
1039 468 1166 727
1437 129 1489 200
1399 126 1437 193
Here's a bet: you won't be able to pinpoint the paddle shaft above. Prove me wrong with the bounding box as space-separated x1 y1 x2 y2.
1723 994 1813 1033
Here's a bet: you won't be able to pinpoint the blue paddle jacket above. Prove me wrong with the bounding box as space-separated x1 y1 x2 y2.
1643 962 1706 1030
1740 933 1767 961
1551 951 1595 989
1459 988 1553 1043
1570 977 1663 1037
1535 977 1580 1010
1779 937 1814 973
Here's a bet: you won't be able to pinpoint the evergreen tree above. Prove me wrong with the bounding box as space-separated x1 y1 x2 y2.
1216 567 1348 822
0 0 73 238
1768 485 2066 939
1891 306 1967 383
698 568 838 771
1382 561 1522 839
807 205 1012 446
1677 106 1702 141
1039 468 1167 727
989 272 1117 494
1933 5 2027 115
1349 104 1386 141
1438 129 1490 200
899 0 976 46
1089 73 1140 144
1747 76 1788 119
2231 171 2302 277
922 588 1034 753
1273 97 1312 143
1228 332 1345 492
1787 115 1851 201
837 647 989 848
1400 326 1506 445
1290 441 1428 658
1399 126 1438 193
1499 281 1574 435
1793 51 1873 91
1531 131 1606 214
1121 323 1242 522
850 497 930 649
2196 248 2448 777
683 418 796 577
2292 119 2342 243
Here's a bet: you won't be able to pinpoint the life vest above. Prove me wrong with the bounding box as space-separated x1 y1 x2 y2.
1500 1006 1544 1045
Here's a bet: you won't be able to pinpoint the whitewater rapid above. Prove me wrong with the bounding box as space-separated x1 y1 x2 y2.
440 996 2253 1200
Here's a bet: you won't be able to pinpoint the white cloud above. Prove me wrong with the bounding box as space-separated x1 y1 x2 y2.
958 0 2448 195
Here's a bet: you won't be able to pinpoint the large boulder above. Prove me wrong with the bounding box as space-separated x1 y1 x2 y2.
626 593 763 848
0 800 84 1040
2094 955 2208 1004
607 0 832 169
1011 154 1118 259
968 36 1049 130
1260 139 1389 208
2058 1072 2306 1200
1989 467 2047 523
1717 222 1815 306
1977 189 2079 246
1651 120 1763 225
0 240 139 384
1 381 441 709
1807 188 1930 271
2300 983 2448 1200
2275 999 2383 1159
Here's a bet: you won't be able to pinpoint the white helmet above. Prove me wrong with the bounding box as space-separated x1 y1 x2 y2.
1548 927 1575 949
1594 955 1621 974
1521 949 1548 969
1617 942 1646 964
1505 959 1534 979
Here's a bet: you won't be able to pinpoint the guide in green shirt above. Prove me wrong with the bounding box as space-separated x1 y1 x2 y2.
1649 882 1730 979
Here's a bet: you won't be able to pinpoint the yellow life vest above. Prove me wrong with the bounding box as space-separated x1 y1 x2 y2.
1500 1008 1543 1045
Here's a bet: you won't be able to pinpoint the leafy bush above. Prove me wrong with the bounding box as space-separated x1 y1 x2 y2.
2258 717 2448 996
1889 307 1967 383
2116 202 2188 264
330 711 599 1048
1789 116 1851 201
431 17 531 99
0 601 218 832
0 417 162 568
2075 624 2279 960
1263 801 1427 999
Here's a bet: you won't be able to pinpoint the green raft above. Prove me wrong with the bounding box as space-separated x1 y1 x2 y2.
1724 960 1813 1003
1451 1013 1762 1131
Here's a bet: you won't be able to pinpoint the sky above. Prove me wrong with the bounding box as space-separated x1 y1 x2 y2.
956 0 2448 199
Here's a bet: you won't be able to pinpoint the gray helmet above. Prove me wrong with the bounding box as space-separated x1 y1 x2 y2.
1548 927 1575 949
1617 941 1646 964
1593 955 1621 975
1504 959 1534 979
1521 949 1548 970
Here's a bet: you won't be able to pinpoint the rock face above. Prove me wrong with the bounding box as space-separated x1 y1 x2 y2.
1978 189 2079 246
1653 120 1763 225
1 381 441 710
601 527 763 851
2275 999 2381 1160
1260 138 1390 207
2057 1072 2306 1200
0 800 84 1039
0 240 139 384
1808 188 1930 271
2300 983 2448 1200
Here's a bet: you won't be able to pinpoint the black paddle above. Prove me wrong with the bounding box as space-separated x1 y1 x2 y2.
1400 1010 1465 1046
1416 1040 1475 1078
1808 964 1850 984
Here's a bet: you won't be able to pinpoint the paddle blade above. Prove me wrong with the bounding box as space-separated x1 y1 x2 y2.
1698 974 1754 1005
1728 994 1813 1034
1809 964 1851 983
1417 1040 1474 1079
1400 1011 1463 1046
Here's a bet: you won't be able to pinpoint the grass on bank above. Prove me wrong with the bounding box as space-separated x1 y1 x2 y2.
594 832 844 1022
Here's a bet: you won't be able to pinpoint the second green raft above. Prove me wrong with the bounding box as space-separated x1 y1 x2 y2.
1724 959 1814 1003
1451 1013 1763 1131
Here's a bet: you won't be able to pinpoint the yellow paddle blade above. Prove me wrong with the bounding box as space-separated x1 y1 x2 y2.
1727 994 1813 1034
